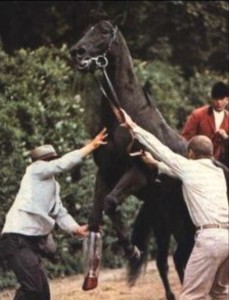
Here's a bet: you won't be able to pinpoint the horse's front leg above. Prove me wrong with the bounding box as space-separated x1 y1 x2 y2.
104 165 148 215
88 170 110 232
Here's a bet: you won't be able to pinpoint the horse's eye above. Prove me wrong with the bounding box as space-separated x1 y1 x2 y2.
94 42 106 49
101 28 111 35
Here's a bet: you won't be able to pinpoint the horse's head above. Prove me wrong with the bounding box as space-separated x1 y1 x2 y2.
70 21 118 71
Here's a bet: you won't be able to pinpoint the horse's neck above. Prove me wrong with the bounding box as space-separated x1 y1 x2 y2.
103 32 187 156
106 33 146 113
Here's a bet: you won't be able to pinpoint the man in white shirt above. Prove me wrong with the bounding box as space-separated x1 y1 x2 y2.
0 128 107 300
121 109 228 300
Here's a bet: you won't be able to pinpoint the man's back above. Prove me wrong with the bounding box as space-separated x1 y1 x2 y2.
178 158 228 227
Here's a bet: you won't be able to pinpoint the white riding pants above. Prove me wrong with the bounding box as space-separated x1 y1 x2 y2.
180 228 228 300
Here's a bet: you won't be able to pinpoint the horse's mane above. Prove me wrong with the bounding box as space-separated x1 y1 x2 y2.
142 83 188 156
111 25 188 157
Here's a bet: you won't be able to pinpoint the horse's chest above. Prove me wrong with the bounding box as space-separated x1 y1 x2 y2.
93 126 132 173
109 126 133 151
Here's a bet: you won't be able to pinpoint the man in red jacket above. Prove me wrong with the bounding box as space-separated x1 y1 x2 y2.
182 82 229 167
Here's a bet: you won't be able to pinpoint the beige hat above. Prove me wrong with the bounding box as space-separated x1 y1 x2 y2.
31 144 58 161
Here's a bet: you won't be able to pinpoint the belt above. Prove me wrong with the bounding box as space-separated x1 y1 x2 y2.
197 224 229 230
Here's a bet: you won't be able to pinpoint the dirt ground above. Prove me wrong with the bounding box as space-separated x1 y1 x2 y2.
0 258 181 300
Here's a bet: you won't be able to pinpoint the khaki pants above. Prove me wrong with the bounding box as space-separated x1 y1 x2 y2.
180 228 228 300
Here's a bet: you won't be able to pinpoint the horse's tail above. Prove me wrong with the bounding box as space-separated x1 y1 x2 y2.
127 199 153 286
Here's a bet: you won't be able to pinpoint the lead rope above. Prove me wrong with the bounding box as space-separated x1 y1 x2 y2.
93 60 136 154
102 67 136 154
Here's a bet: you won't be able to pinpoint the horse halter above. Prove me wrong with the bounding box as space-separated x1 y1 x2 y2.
78 23 118 70
80 23 124 119
94 24 118 68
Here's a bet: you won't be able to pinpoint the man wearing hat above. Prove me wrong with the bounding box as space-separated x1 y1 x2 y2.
0 128 107 300
182 81 229 167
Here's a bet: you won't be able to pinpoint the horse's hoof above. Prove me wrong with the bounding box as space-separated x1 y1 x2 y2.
126 247 143 287
125 245 142 260
130 245 141 260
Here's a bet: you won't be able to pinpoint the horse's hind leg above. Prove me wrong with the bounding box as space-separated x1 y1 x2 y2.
171 190 195 283
145 182 176 300
129 196 176 300
173 223 195 283
127 201 152 286
154 222 176 300
144 180 176 300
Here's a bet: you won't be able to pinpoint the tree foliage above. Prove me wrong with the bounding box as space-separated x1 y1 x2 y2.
0 1 228 73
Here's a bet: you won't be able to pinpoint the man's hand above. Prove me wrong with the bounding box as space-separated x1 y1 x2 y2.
141 151 159 168
80 128 108 157
119 109 137 130
75 224 89 238
91 128 108 150
216 129 229 140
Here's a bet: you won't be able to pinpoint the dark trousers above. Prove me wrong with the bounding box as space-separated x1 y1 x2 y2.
0 234 50 300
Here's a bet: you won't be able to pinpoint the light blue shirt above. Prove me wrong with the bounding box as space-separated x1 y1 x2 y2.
2 150 83 236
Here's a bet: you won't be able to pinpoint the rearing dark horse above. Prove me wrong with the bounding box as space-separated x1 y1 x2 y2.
70 20 195 300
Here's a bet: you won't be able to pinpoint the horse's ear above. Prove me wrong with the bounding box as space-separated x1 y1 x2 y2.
88 8 110 24
112 12 127 27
